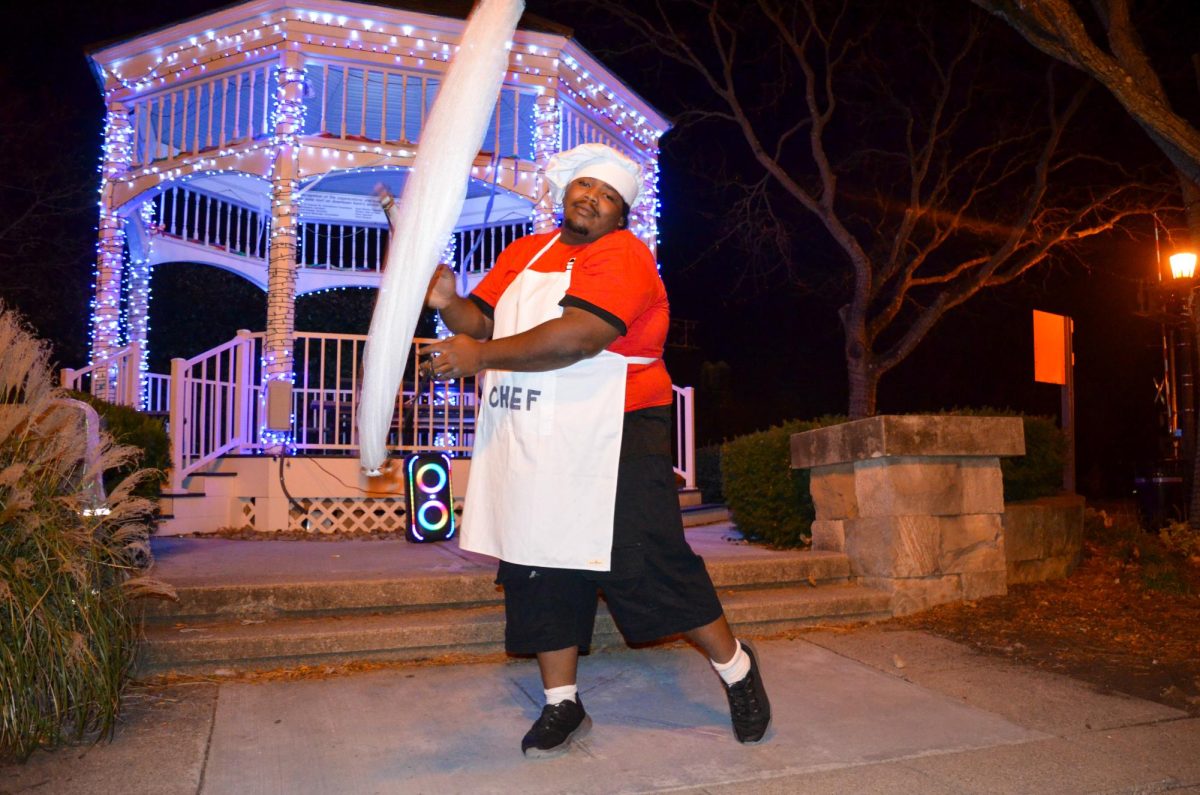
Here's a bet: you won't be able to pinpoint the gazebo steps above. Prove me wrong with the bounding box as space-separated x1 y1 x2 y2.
137 583 891 675
135 531 890 675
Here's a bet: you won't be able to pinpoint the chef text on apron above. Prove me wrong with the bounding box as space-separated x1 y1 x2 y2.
460 233 653 571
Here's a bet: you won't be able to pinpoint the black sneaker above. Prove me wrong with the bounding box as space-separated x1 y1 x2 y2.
521 697 592 758
723 640 771 743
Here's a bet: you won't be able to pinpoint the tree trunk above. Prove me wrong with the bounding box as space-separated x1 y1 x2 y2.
846 351 878 419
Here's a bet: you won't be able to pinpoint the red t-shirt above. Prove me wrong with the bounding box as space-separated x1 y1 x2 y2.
470 229 672 412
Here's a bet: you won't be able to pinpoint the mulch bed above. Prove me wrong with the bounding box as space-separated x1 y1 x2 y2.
896 527 1200 716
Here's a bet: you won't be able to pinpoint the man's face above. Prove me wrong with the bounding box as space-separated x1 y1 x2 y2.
561 176 625 243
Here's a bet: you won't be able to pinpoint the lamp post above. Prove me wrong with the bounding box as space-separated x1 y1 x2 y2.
1166 251 1200 527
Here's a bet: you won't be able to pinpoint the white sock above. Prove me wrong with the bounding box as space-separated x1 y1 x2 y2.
711 640 751 685
544 684 578 706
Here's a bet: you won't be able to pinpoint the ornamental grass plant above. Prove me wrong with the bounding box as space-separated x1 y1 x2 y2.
0 308 171 762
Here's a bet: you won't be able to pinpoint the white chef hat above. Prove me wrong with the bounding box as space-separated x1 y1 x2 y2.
544 143 642 207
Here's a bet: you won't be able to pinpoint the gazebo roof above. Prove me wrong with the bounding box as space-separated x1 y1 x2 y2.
86 0 573 77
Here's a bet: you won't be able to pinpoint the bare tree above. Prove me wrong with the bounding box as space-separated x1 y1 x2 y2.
969 0 1200 521
590 0 1163 417
969 1 1200 191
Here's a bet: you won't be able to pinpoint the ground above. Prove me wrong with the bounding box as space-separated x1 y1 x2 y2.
894 508 1200 716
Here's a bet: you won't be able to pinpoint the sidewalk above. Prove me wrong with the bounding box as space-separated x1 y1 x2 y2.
4 627 1197 794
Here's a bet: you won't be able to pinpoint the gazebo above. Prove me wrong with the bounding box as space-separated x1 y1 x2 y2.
65 0 693 534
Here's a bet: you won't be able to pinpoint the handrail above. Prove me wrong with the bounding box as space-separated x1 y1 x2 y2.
60 342 143 408
169 330 259 490
165 330 696 493
673 385 696 490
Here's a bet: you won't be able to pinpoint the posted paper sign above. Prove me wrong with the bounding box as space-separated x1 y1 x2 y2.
299 192 387 225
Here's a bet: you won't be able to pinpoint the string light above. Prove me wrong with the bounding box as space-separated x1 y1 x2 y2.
127 200 157 407
89 2 670 416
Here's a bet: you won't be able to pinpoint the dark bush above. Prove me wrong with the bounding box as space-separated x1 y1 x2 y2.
695 444 723 504
721 416 844 548
943 408 1066 501
67 391 169 498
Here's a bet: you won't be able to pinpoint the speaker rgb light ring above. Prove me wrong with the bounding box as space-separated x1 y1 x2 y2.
417 499 450 532
415 462 448 494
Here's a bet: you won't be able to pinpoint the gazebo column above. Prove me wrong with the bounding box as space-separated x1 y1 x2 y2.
532 92 560 233
262 52 306 446
636 150 662 257
124 200 156 408
91 101 133 401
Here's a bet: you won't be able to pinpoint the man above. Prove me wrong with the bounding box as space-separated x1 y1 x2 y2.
421 143 770 758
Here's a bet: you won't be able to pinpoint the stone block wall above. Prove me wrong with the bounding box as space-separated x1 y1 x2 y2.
795 415 1025 616
1003 494 1085 584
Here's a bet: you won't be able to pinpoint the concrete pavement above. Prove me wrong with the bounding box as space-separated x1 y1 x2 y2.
4 627 1196 794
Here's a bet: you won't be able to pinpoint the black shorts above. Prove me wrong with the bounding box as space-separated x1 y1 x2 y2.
496 409 725 653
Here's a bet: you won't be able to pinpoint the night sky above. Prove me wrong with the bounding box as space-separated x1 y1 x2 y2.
1 0 1194 496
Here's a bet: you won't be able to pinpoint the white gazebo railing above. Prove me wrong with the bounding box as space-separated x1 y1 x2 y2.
127 61 276 169
154 187 270 260
300 61 536 161
72 331 695 492
60 342 145 407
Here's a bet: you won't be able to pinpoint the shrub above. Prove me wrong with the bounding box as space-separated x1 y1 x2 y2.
66 391 168 498
943 408 1066 501
721 416 844 548
0 309 171 762
695 444 723 504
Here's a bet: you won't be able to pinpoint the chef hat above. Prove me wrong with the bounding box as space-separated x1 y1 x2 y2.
544 143 642 207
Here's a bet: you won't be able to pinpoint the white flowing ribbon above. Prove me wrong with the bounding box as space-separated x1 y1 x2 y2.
358 0 525 474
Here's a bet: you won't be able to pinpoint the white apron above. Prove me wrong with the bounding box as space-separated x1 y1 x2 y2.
460 233 653 571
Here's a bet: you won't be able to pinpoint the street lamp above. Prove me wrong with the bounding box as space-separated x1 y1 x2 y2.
1166 251 1200 527
1170 252 1198 280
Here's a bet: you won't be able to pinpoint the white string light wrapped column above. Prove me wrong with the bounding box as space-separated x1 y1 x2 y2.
262 51 306 447
91 101 133 401
531 92 560 233
125 200 156 409
638 151 662 257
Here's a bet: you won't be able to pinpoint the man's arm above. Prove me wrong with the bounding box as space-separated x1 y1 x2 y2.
426 264 493 340
422 307 619 379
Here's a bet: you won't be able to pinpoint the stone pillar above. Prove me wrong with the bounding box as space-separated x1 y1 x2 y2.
531 92 560 233
791 415 1025 615
91 101 133 401
262 51 306 444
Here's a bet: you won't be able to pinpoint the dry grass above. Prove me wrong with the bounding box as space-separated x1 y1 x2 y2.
0 308 171 762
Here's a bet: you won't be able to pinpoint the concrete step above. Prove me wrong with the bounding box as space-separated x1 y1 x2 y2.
134 526 892 675
140 549 853 622
681 503 731 527
137 582 891 675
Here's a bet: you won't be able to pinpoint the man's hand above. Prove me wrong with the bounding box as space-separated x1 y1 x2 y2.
425 264 459 311
423 335 484 381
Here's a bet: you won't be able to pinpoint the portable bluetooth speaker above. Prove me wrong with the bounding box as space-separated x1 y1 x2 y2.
404 452 456 543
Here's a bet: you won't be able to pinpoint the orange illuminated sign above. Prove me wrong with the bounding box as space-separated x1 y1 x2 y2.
1033 310 1070 385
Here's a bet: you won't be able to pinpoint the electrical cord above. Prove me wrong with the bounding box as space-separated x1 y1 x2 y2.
278 453 312 532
